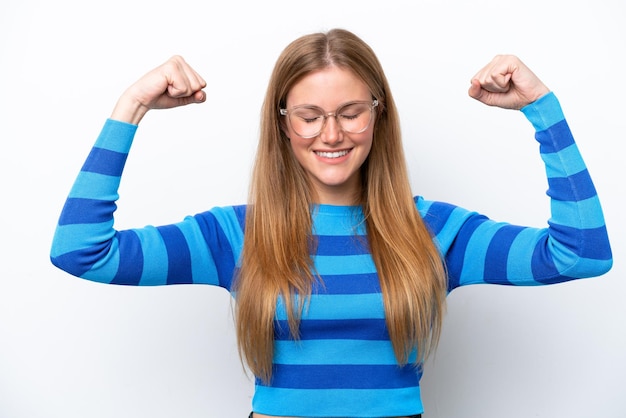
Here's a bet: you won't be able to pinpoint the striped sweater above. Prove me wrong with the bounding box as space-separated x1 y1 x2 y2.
50 92 612 417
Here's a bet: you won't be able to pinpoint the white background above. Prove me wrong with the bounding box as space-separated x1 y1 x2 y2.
1 1 624 417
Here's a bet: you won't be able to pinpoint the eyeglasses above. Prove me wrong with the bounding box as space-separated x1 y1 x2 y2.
280 100 378 139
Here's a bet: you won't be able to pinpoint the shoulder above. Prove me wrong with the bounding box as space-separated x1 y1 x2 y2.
193 204 247 234
414 196 476 228
414 196 483 253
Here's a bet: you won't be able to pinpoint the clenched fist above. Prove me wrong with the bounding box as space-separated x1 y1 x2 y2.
111 55 207 125
468 55 550 110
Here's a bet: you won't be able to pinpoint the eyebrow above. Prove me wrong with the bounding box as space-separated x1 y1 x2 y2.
286 100 372 111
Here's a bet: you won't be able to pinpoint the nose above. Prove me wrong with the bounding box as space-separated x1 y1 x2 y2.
320 115 343 144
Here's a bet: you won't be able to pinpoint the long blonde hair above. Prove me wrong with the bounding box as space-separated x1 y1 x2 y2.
234 28 447 383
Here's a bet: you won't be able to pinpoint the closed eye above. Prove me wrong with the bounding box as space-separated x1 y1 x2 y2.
339 112 363 120
299 115 323 124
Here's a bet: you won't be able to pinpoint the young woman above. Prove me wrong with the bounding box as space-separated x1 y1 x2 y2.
50 28 612 417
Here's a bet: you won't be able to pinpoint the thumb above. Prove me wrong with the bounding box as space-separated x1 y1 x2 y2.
161 88 206 108
191 90 206 104
169 89 207 107
468 79 484 100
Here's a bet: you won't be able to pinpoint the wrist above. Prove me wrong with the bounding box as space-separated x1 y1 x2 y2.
110 94 149 125
521 92 563 132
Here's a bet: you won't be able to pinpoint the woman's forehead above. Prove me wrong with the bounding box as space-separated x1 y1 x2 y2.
286 67 370 108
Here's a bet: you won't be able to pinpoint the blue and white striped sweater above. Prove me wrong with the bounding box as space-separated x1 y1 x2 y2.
50 92 612 417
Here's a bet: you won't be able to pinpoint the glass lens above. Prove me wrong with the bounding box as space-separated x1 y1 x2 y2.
290 107 325 138
337 102 372 134
288 102 373 138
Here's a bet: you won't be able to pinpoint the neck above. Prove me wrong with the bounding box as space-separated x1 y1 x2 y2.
312 186 361 206
310 176 362 206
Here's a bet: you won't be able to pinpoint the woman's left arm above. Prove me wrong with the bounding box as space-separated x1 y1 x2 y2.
432 56 613 290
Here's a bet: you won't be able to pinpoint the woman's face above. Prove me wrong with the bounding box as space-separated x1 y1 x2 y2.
283 66 375 205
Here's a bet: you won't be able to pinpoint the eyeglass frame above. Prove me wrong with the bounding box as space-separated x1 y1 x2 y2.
279 99 379 139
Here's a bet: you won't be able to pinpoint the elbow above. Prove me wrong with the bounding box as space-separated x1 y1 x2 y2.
549 223 613 279
50 240 114 281
559 247 613 280
583 257 613 278
591 246 613 277
50 251 91 279
583 233 614 278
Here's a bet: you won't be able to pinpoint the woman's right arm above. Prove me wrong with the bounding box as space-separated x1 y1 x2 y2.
50 57 243 288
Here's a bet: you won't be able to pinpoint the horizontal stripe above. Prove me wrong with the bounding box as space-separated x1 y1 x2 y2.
542 143 586 178
314 234 370 255
274 318 388 341
314 273 381 294
276 293 385 321
82 147 127 177
58 198 116 225
252 386 423 417
264 363 420 389
313 254 376 275
547 169 597 201
548 223 612 261
311 206 367 235
537 120 575 152
96 119 137 153
550 195 607 229
68 171 121 200
274 339 398 365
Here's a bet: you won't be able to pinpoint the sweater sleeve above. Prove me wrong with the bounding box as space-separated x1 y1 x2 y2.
50 119 245 289
417 92 613 292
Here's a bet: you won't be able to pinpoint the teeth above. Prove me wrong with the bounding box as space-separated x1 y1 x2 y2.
316 150 349 158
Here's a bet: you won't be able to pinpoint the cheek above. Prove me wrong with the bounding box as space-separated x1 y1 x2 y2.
356 130 374 153
357 132 375 165
287 137 308 163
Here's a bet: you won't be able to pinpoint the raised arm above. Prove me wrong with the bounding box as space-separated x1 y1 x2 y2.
50 57 242 288
419 55 612 290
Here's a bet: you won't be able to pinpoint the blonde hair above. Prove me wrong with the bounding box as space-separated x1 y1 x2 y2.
234 28 447 383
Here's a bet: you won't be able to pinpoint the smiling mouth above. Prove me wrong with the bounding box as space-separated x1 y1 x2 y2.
315 149 350 159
